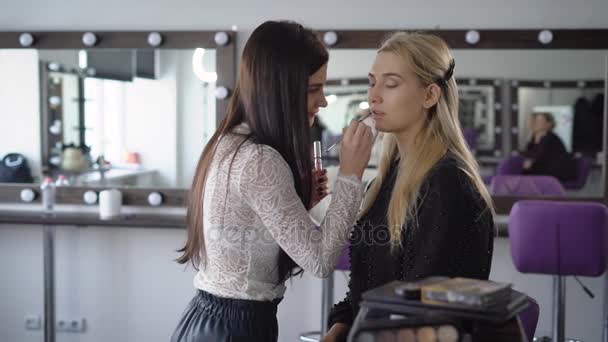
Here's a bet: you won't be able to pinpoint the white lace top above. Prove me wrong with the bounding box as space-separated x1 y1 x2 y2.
193 123 364 301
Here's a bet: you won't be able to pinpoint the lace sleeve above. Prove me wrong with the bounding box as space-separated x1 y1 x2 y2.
239 145 364 278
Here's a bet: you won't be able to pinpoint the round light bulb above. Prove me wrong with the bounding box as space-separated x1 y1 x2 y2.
465 30 480 45
147 32 163 47
323 31 339 46
214 86 230 100
49 125 61 135
49 120 62 135
82 32 98 47
48 62 61 72
214 31 230 46
49 156 62 166
20 188 36 202
49 96 62 107
83 191 98 205
19 33 34 47
538 30 553 45
147 192 163 206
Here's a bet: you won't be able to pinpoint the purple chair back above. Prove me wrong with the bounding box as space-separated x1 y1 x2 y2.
496 155 525 175
462 127 479 151
509 200 608 276
518 296 540 342
490 175 566 196
336 242 350 271
562 157 593 190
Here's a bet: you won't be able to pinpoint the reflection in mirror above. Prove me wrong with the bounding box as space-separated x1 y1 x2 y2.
454 80 498 155
514 80 605 197
316 80 498 167
516 82 604 153
0 49 41 184
320 49 607 198
0 48 217 189
315 83 368 157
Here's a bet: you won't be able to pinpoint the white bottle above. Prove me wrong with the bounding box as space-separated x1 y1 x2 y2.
40 176 56 213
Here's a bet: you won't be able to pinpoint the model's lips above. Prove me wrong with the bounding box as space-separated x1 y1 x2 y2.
371 110 386 117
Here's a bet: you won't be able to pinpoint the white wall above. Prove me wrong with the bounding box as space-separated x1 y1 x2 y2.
328 49 608 79
1 0 608 341
0 0 605 34
0 49 42 181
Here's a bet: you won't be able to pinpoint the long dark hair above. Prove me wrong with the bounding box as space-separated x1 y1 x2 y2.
176 21 329 283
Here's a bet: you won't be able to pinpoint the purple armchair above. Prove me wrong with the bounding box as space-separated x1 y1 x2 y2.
490 175 566 196
509 200 608 341
562 157 593 190
484 155 525 184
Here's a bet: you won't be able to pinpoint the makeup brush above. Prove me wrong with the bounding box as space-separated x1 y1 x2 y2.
325 111 373 152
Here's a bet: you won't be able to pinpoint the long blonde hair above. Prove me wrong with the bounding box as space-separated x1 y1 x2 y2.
360 32 494 250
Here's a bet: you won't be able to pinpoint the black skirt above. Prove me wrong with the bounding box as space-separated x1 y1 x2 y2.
171 289 282 342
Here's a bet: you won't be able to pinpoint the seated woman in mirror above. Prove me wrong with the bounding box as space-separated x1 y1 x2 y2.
323 32 496 342
522 112 577 182
171 21 375 342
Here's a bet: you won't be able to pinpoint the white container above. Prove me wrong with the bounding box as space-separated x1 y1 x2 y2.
99 189 122 220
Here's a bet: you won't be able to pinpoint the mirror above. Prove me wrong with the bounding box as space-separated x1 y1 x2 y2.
317 48 607 198
318 80 498 166
0 48 218 189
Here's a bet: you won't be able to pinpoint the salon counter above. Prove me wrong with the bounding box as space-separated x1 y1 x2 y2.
0 207 510 236
0 207 185 228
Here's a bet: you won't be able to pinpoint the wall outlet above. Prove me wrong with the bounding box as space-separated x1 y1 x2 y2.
25 315 42 330
57 318 86 333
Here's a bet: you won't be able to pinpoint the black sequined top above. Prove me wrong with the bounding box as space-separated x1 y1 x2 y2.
328 153 495 328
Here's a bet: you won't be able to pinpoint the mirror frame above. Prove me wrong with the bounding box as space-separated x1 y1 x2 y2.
317 28 608 214
0 30 236 206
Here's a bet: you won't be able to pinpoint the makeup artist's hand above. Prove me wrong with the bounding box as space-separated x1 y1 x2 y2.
310 169 329 208
339 120 375 179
